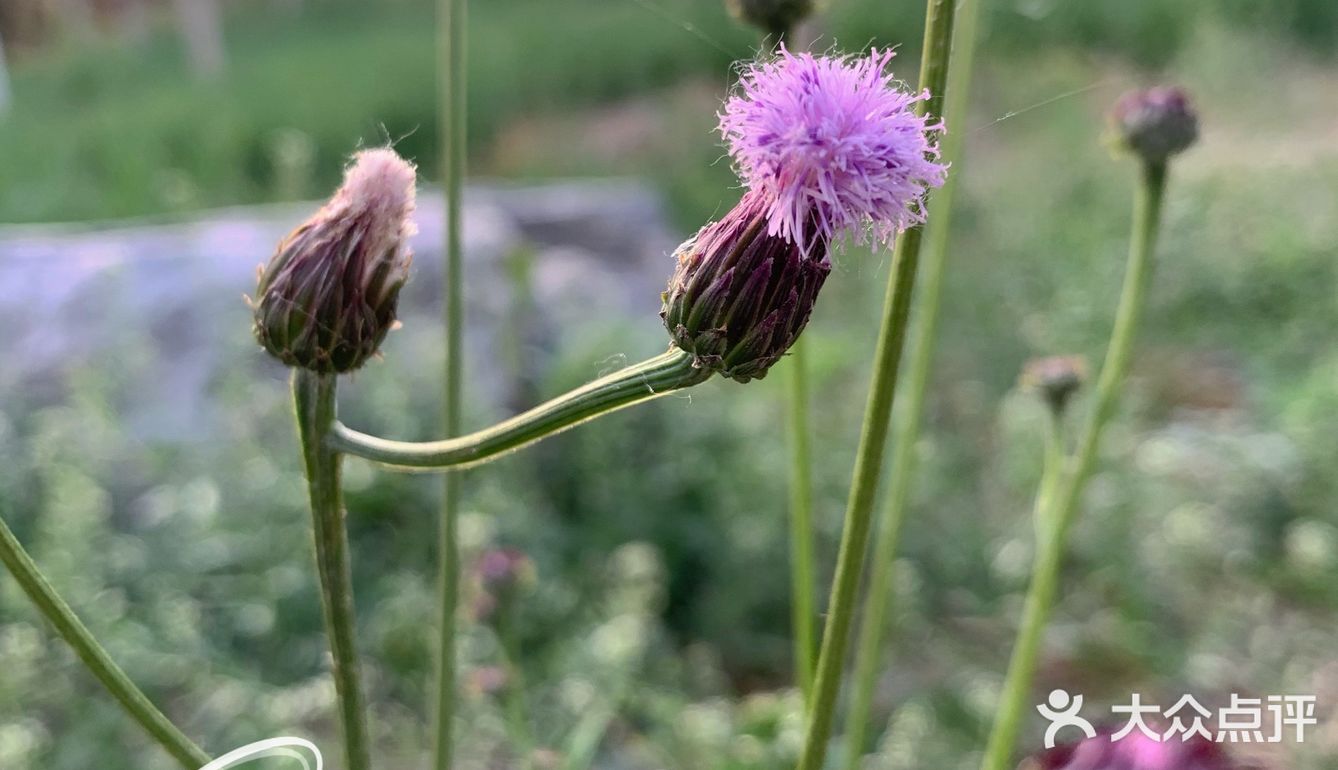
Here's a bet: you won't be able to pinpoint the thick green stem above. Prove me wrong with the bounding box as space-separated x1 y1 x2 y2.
979 161 1167 770
842 0 980 761
433 0 467 765
295 371 371 770
0 515 210 769
328 349 711 470
793 3 958 768
785 337 817 704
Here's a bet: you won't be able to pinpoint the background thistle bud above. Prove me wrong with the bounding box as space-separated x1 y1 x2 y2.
1020 355 1087 416
252 148 417 373
725 0 814 39
661 190 830 383
470 548 536 624
1108 86 1199 163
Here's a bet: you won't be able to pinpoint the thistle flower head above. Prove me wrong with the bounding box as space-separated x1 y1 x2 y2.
1109 86 1199 164
252 148 417 373
719 46 947 255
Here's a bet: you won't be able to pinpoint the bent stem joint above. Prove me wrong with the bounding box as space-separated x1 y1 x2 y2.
327 349 711 471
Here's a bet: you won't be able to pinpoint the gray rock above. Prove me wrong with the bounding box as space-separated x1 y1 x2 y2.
0 179 683 440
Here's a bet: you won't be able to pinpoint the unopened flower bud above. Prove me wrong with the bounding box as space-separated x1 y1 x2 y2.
252 148 417 373
1109 86 1199 163
1020 355 1087 416
661 190 830 383
725 0 813 39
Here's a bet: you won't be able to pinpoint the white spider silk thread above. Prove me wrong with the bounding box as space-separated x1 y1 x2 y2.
197 737 323 770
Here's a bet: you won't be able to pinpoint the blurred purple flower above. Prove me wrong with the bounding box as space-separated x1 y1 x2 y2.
718 46 947 255
1030 729 1240 770
475 548 534 592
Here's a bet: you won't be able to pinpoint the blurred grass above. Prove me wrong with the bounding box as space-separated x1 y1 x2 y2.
0 0 1334 224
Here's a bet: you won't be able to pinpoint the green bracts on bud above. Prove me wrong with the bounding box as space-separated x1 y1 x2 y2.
253 149 418 374
661 190 830 383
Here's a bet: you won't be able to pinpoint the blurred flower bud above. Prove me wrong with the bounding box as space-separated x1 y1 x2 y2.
1109 86 1199 163
530 748 562 770
252 148 417 373
661 190 830 383
1025 727 1238 770
725 0 813 39
1021 355 1087 416
476 548 536 594
464 665 509 699
470 547 536 623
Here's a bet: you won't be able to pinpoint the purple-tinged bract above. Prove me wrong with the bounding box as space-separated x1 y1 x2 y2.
661 189 830 382
252 148 417 374
719 46 947 255
1109 86 1199 163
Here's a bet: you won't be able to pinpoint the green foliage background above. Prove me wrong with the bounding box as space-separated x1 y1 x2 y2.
0 0 1336 768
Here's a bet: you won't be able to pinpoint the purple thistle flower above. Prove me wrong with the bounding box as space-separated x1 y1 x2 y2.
719 46 948 255
1029 728 1243 770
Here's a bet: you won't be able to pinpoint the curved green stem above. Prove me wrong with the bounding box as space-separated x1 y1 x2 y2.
842 0 980 760
793 2 959 768
295 371 371 770
328 349 711 471
0 515 211 769
433 0 466 764
786 338 817 705
979 160 1167 770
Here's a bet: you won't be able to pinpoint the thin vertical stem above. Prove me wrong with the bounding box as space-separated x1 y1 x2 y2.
0 516 210 769
786 336 817 704
792 2 958 768
434 0 467 765
295 371 371 770
499 603 535 768
842 0 980 761
979 161 1167 770
772 24 817 709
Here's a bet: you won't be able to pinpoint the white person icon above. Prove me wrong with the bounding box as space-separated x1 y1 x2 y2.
1038 689 1097 748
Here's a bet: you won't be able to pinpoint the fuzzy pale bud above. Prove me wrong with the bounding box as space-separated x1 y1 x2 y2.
1109 86 1199 163
1020 355 1087 416
661 190 829 382
252 148 417 373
